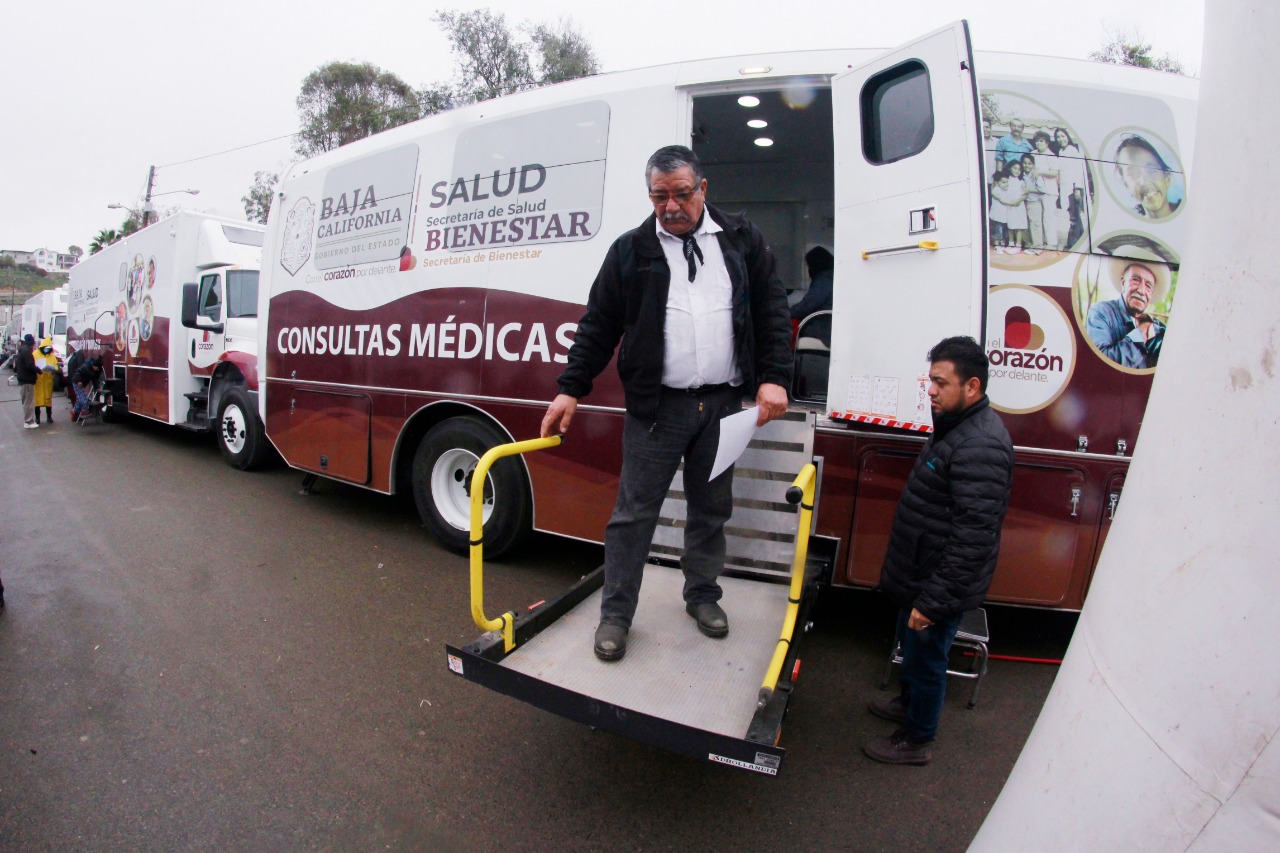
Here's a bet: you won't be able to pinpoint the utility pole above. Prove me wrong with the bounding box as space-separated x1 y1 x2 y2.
142 165 157 227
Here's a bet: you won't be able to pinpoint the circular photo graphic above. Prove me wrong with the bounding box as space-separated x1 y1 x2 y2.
140 296 155 341
127 254 146 312
982 90 1094 270
114 303 128 351
147 256 157 289
1101 128 1186 223
985 284 1078 415
1073 232 1180 374
127 318 141 358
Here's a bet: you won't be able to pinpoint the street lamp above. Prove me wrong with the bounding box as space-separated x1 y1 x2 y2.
107 187 199 227
108 166 201 227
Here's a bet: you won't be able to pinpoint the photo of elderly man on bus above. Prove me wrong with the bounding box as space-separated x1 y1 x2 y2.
1079 242 1176 371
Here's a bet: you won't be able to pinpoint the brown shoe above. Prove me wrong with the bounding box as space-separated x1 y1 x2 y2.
868 694 908 724
863 729 932 766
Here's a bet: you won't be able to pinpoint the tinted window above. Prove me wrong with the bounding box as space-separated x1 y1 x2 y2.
226 270 259 319
51 314 67 335
861 60 934 164
198 273 222 321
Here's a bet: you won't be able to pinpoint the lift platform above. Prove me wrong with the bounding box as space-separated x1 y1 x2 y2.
445 414 829 775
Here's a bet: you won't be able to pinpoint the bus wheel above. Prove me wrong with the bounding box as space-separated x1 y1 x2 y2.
413 417 531 557
216 387 270 471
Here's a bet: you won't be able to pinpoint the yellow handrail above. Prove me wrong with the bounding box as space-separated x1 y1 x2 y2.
861 240 940 260
469 434 563 652
758 462 818 708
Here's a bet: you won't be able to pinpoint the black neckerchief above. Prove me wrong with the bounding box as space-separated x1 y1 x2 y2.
678 212 706 282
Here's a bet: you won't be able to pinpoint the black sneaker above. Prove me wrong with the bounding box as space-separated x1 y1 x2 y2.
868 694 908 724
863 729 932 765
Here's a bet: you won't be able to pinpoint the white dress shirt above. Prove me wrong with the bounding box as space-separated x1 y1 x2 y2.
656 215 741 389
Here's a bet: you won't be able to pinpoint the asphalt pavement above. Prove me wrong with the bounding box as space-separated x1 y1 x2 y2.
0 369 1076 852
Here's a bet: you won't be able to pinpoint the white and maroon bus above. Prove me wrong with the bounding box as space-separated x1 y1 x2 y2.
251 22 1195 611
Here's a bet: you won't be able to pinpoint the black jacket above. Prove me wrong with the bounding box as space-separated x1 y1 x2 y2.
74 361 101 387
879 397 1014 621
14 344 37 385
556 203 793 421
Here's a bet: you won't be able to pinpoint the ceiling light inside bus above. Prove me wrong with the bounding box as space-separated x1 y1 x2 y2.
754 137 774 147
737 95 761 108
747 119 768 129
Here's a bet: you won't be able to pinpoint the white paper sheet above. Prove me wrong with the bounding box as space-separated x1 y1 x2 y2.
711 406 760 481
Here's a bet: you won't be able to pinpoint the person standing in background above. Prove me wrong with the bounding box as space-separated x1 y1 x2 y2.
32 336 58 425
15 334 38 429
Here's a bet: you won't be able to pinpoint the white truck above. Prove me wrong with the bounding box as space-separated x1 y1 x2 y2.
20 286 69 365
66 212 268 467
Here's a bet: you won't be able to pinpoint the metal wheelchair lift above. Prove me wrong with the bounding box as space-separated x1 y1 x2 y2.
445 414 829 775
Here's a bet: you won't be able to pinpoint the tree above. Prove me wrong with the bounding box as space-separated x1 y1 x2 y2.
242 171 279 224
433 9 534 103
68 245 83 259
89 230 119 255
430 9 599 105
88 213 138 255
294 62 421 158
526 17 600 85
1090 29 1186 75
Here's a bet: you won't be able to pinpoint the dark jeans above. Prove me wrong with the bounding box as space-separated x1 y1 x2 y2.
599 385 739 629
895 606 963 743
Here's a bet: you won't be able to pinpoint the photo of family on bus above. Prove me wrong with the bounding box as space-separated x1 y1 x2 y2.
984 115 1091 256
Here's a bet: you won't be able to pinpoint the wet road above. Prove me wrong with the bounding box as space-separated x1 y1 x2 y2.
0 373 1075 852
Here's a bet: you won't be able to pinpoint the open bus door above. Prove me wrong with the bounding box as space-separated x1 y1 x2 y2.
827 21 986 428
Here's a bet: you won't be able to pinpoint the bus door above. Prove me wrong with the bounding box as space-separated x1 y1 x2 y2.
827 21 986 427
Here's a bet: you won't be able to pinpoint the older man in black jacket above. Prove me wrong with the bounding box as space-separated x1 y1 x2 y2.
865 336 1014 766
541 144 792 662
15 334 39 429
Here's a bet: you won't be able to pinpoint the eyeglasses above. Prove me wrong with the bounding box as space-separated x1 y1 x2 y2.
648 188 700 206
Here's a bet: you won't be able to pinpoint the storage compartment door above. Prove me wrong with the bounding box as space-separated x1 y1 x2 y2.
285 389 372 484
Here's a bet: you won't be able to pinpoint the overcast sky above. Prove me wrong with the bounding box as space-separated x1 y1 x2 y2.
0 0 1204 254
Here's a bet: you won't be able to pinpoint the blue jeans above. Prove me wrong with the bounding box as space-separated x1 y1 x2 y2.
895 606 963 743
599 385 739 629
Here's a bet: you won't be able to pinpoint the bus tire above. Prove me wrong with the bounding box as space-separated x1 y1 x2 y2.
216 387 270 471
412 416 531 557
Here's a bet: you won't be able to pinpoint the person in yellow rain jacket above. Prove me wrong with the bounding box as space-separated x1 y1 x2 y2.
33 336 59 425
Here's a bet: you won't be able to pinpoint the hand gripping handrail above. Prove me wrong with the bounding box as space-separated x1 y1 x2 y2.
469 435 563 652
758 462 818 709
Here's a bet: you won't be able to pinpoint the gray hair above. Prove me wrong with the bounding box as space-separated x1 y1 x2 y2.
645 145 704 188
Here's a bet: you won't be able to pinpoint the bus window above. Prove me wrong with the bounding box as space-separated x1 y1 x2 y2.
861 60 934 164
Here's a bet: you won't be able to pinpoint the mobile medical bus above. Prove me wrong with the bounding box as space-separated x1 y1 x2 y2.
67 212 267 465
253 23 1195 617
